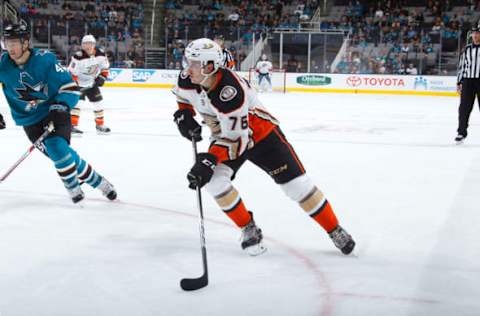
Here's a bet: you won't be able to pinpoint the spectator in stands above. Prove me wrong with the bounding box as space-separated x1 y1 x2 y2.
406 63 418 75
286 55 299 72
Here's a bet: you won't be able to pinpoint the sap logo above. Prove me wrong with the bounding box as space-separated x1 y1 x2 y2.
133 70 155 82
108 69 123 81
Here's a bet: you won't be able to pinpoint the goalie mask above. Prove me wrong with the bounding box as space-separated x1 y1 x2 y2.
183 38 223 84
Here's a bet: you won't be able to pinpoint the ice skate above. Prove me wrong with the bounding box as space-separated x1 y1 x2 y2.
329 225 355 255
454 134 466 145
97 177 117 200
96 125 111 135
240 213 267 256
68 186 85 204
71 126 84 136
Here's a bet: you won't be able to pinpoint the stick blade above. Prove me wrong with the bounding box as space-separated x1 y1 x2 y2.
180 273 208 291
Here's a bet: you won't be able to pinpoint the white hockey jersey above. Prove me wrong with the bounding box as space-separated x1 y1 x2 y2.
172 68 279 163
68 47 109 88
256 60 272 75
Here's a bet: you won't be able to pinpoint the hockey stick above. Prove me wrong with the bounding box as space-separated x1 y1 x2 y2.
0 122 54 183
180 131 209 291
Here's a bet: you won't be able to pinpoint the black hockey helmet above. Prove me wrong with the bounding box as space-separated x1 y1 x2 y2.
3 23 30 41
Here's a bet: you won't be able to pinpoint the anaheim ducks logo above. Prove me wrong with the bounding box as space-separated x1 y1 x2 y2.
219 86 237 102
203 43 214 49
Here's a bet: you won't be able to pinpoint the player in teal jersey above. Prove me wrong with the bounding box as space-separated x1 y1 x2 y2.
0 24 117 204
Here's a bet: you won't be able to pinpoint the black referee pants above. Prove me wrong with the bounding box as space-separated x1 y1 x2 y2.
457 79 480 136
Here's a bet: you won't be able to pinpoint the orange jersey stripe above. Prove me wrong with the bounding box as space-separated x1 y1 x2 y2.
273 128 305 173
177 102 196 115
249 113 276 144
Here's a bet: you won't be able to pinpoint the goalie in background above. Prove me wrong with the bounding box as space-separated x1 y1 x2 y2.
255 54 273 92
67 35 111 135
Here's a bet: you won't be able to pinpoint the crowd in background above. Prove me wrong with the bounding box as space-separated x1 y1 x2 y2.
327 0 479 75
164 0 319 69
17 0 145 67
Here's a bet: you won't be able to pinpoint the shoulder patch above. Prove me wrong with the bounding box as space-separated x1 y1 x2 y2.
95 47 106 56
73 50 89 60
208 69 245 114
219 86 237 102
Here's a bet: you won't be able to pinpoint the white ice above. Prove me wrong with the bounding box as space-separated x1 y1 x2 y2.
0 88 479 316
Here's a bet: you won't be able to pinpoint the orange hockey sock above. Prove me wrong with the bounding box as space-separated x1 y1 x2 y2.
215 187 252 228
71 115 79 126
300 186 339 233
71 107 81 126
94 110 104 126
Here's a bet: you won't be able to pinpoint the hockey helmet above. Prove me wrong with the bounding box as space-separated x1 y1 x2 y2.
183 38 223 72
81 34 96 44
3 23 29 41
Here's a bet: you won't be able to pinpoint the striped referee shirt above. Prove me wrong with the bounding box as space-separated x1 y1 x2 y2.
222 48 235 70
457 44 480 84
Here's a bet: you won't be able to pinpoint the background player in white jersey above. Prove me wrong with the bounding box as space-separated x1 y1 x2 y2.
255 54 273 92
68 35 111 135
173 38 355 256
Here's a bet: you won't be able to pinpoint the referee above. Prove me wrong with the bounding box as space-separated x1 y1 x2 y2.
213 35 236 70
456 23 480 143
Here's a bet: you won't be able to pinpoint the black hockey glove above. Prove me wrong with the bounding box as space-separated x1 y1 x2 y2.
187 153 217 189
47 104 70 129
95 75 106 87
173 109 202 141
0 113 5 129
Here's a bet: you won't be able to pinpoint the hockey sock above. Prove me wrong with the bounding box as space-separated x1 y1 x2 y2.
299 187 339 233
71 107 81 126
73 151 103 188
44 136 80 191
94 110 104 126
215 187 252 228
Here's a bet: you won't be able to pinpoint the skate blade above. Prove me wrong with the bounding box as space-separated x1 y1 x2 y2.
245 242 267 256
71 133 83 138
96 131 111 135
455 140 464 145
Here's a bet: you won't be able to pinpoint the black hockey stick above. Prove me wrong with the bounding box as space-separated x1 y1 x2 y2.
0 122 54 183
180 131 209 291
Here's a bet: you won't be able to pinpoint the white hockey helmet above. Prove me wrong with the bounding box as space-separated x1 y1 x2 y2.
81 34 96 44
183 38 223 73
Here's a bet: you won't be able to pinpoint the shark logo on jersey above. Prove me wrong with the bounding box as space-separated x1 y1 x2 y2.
16 72 48 111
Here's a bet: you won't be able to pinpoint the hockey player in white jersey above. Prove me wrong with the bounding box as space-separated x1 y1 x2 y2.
173 38 355 256
255 54 273 92
68 35 111 135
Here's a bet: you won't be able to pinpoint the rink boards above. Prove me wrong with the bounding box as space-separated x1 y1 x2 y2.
105 68 458 97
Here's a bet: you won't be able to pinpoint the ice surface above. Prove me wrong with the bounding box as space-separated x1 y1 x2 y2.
0 88 479 316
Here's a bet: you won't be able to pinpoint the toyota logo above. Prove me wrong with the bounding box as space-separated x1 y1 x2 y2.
346 76 362 87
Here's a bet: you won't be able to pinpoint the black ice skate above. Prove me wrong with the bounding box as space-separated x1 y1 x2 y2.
96 125 111 135
68 186 85 204
240 213 267 256
329 225 355 255
71 126 84 136
454 134 466 145
97 178 117 200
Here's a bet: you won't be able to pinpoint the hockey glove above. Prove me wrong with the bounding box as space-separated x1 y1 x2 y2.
0 113 5 129
173 109 202 141
95 75 106 87
47 104 70 129
187 153 217 189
